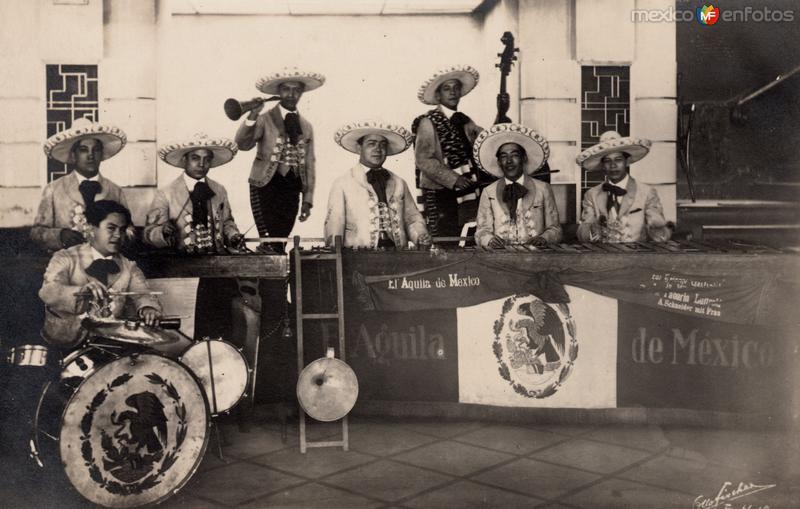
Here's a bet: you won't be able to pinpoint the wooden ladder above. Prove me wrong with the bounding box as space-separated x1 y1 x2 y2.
292 235 349 453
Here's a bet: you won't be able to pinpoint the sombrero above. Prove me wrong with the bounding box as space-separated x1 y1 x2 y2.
417 65 480 105
473 123 550 178
334 121 412 156
43 117 127 163
576 131 651 171
158 133 238 168
256 69 326 95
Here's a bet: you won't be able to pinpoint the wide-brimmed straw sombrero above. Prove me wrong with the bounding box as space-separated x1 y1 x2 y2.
334 121 413 156
256 69 326 95
473 123 550 178
576 130 651 171
417 65 480 105
43 117 127 163
158 133 238 168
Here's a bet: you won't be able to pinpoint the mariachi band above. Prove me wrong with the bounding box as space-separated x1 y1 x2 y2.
14 57 672 507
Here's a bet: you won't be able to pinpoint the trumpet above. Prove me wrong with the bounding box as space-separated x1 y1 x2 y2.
223 96 280 121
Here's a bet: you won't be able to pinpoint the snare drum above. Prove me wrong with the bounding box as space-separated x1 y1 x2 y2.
180 338 249 415
6 345 49 367
34 346 209 508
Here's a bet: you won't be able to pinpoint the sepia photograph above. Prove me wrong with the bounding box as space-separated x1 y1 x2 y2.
0 0 798 507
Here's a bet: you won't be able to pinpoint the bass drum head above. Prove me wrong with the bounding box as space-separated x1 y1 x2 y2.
180 340 249 415
59 353 209 508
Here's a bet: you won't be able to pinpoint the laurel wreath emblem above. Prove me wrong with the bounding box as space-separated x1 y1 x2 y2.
492 294 578 398
79 372 189 496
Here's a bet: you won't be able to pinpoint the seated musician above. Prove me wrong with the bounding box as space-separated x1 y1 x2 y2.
32 118 129 252
576 131 671 243
143 134 244 252
38 200 162 349
473 124 562 248
325 122 431 249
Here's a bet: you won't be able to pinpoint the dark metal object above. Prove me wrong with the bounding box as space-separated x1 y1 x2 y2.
223 96 280 121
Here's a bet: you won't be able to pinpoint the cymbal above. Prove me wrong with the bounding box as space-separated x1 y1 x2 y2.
83 319 181 346
297 357 358 422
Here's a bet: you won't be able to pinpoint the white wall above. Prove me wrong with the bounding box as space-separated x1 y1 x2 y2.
156 4 516 238
0 0 676 231
518 0 677 222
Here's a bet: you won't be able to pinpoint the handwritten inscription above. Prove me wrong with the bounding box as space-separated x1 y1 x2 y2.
386 273 480 291
694 481 775 509
632 328 774 368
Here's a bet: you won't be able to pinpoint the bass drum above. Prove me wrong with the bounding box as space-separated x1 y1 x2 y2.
180 339 249 415
35 346 209 508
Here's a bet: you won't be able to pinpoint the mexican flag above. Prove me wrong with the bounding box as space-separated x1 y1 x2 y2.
457 285 617 408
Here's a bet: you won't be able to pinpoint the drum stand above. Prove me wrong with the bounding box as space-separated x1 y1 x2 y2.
292 236 349 453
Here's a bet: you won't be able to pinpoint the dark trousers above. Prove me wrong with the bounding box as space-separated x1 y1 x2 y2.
423 188 460 238
250 172 302 253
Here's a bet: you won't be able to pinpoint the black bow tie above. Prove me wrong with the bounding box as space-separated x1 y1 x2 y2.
602 182 627 197
502 181 528 222
79 180 101 206
366 168 391 204
190 181 216 226
449 111 472 128
86 258 119 286
284 112 303 145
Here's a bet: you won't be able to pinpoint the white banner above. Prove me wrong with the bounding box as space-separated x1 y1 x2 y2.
457 285 617 408
148 277 199 338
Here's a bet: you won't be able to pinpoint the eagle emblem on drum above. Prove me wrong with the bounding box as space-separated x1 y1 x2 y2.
101 392 169 483
493 294 578 398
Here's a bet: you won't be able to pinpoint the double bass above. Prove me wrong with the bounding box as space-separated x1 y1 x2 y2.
494 31 555 183
495 31 517 125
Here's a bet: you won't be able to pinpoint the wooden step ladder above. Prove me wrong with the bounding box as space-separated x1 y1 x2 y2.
292 235 349 453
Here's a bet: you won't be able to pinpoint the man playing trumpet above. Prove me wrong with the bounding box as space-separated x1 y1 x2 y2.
235 69 324 252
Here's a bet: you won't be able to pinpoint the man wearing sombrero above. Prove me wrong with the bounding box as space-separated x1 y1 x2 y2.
32 118 129 252
412 65 497 238
576 131 671 243
144 133 243 253
235 69 324 252
39 199 163 349
473 124 562 248
326 122 430 249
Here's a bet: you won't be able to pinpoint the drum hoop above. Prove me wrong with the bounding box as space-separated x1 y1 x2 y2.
7 344 49 366
179 338 251 416
57 351 211 506
60 343 122 381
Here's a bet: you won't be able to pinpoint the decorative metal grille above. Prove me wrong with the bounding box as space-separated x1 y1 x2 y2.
580 66 630 192
46 64 98 182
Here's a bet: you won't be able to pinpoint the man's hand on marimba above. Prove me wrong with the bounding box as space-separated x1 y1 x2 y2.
589 221 605 242
228 233 245 249
527 236 548 248
488 235 505 249
416 232 432 250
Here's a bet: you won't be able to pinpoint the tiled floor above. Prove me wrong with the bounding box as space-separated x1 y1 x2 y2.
2 417 799 508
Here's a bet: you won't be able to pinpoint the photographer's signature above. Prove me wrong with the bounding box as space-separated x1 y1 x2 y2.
694 481 775 509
